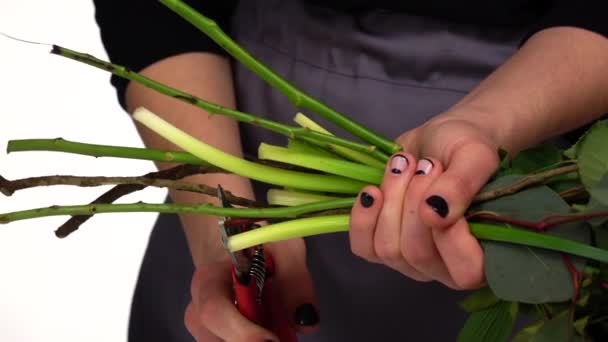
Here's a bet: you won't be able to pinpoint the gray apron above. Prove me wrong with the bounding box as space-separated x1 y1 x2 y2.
128 1 528 341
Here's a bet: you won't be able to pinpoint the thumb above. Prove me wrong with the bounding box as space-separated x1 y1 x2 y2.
420 141 499 229
268 238 320 334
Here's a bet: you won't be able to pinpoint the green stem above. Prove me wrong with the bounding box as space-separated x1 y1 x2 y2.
470 223 608 264
228 217 608 265
267 189 342 206
7 138 209 165
50 45 380 155
133 107 366 193
0 198 356 224
293 113 387 167
159 0 401 155
258 143 384 184
286 139 338 159
228 215 350 252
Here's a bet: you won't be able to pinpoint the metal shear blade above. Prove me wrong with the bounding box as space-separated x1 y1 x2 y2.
217 185 252 280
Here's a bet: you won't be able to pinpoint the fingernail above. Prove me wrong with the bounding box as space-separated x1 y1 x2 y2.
415 158 434 175
360 192 374 208
295 303 319 326
389 154 408 174
426 195 449 218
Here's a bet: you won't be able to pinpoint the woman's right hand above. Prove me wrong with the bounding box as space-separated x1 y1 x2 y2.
184 238 320 342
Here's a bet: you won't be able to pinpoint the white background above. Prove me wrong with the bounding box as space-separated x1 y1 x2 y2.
0 1 166 341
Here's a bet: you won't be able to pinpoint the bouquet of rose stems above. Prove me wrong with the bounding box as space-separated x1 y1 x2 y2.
2 1 608 340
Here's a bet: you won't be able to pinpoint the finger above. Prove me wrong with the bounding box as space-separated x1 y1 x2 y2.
268 238 320 334
184 303 221 341
400 158 456 287
374 153 429 280
374 153 414 260
420 141 499 229
349 186 383 263
432 217 485 289
191 263 278 342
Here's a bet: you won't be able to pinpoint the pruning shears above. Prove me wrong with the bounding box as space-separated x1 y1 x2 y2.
217 185 296 342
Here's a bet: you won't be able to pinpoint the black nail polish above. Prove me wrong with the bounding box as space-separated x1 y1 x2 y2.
295 303 319 326
360 192 374 208
426 195 449 218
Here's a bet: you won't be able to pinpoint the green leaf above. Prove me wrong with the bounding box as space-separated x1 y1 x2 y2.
457 301 518 342
459 286 500 312
573 316 590 336
564 120 608 190
474 175 590 303
533 309 574 342
512 320 545 342
500 143 564 176
586 174 608 227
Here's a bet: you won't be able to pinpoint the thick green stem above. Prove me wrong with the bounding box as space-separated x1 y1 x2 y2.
158 0 401 155
133 107 366 193
267 189 342 206
0 198 356 224
470 223 608 264
294 113 387 168
7 138 209 165
50 45 380 155
228 215 350 252
258 143 384 184
228 217 608 265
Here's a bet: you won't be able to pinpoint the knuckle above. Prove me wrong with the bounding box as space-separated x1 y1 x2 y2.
402 243 436 268
447 172 476 201
374 238 401 262
453 268 484 289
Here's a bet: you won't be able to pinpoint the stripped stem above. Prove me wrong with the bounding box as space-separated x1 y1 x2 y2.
258 143 384 184
132 107 366 194
158 0 401 155
227 216 608 265
293 113 388 167
267 189 342 206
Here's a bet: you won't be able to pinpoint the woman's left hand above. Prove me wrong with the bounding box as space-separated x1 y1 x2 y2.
349 114 502 289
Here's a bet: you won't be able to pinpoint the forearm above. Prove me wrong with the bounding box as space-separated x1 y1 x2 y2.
125 52 253 266
447 27 608 154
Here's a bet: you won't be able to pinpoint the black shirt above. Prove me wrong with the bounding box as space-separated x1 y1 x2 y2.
93 0 608 110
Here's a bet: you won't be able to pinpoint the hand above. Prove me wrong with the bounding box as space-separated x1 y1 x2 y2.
184 238 320 341
349 115 501 289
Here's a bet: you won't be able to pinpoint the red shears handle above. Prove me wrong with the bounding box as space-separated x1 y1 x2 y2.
231 251 297 342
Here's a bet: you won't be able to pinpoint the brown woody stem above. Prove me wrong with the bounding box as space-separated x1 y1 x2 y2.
472 164 579 203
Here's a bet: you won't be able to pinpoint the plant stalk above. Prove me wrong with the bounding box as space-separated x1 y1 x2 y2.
7 138 210 165
133 107 366 193
258 143 384 184
228 216 608 265
158 0 401 155
293 113 388 166
0 198 356 224
50 45 381 155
